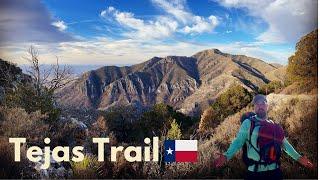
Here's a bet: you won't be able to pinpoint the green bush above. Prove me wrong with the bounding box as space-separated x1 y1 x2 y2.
199 85 252 132
100 105 140 143
3 85 60 123
138 104 170 139
258 80 284 95
138 104 196 140
212 85 252 121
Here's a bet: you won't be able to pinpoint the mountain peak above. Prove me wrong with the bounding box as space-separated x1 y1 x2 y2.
211 48 223 54
192 48 228 59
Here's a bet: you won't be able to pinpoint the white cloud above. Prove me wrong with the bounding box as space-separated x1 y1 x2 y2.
100 0 219 39
182 15 218 34
151 0 193 24
100 10 107 17
152 0 219 34
52 20 68 31
216 0 318 43
101 6 178 40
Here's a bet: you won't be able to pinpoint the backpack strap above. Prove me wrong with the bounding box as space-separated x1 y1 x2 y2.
247 116 260 154
246 116 262 170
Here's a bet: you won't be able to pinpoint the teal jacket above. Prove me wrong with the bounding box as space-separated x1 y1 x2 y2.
223 115 301 172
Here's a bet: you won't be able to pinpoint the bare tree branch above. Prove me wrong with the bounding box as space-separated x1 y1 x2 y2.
24 45 74 95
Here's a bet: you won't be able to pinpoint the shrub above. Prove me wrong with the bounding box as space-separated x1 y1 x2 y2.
166 119 182 140
109 147 143 178
71 154 102 179
0 106 48 142
281 79 318 95
100 105 140 143
267 95 317 179
258 80 284 95
199 85 252 132
3 85 60 124
139 104 196 139
198 107 216 133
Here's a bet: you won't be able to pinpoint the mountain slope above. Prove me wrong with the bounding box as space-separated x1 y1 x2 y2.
265 65 287 82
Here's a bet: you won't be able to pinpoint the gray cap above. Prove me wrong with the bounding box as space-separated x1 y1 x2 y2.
252 94 267 104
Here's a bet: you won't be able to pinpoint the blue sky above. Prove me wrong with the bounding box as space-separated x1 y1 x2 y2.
0 0 318 65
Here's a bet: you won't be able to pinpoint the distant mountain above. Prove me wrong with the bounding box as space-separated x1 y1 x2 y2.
55 49 282 116
20 64 114 77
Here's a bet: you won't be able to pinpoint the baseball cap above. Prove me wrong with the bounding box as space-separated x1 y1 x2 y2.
252 94 267 104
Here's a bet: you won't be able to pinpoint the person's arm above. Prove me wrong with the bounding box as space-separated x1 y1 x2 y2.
223 119 250 160
282 137 301 161
282 137 314 169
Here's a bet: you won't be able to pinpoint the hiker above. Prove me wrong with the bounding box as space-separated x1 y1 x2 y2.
213 94 314 180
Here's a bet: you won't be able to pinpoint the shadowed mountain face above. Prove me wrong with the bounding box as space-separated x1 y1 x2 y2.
55 49 283 116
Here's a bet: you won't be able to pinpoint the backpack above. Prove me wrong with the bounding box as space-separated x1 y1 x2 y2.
240 112 285 171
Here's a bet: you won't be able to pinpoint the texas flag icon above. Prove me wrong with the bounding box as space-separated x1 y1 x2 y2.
164 140 198 163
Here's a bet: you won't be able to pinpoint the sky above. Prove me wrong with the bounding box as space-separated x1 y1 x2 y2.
0 0 318 66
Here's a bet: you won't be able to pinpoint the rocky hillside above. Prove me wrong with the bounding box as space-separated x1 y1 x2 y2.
56 49 282 116
0 59 31 102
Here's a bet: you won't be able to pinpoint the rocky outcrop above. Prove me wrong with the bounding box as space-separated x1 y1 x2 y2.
33 152 73 179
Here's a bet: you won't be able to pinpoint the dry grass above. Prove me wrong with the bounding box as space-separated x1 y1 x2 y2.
281 80 317 95
197 106 253 179
0 107 49 178
268 94 317 178
71 154 103 179
0 106 49 143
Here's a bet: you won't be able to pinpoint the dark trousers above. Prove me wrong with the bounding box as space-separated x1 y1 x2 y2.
245 168 283 180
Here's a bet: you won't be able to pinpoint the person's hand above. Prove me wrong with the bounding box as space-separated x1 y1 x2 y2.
213 153 227 168
298 156 314 169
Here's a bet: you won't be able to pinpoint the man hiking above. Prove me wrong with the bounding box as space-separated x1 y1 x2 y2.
213 94 314 180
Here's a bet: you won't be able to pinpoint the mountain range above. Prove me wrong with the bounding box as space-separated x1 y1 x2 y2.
55 49 286 116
